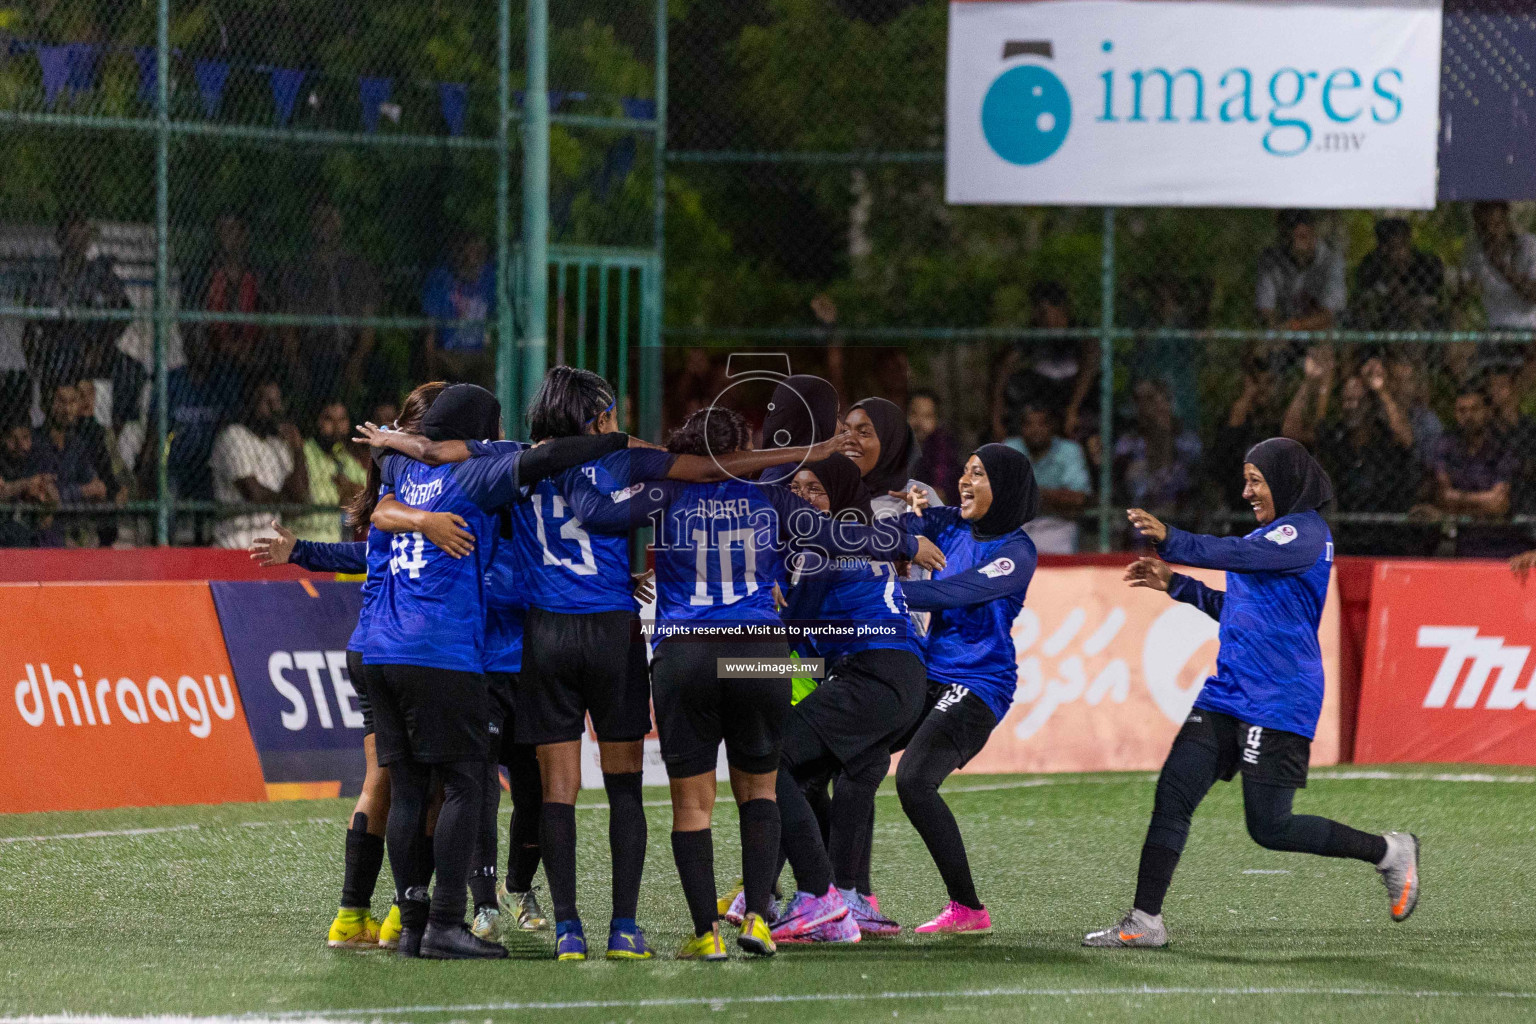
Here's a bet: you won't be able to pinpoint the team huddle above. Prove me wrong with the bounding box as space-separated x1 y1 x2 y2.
252 367 1420 962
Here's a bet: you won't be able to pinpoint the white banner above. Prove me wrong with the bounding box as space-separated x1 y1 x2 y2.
946 0 1443 208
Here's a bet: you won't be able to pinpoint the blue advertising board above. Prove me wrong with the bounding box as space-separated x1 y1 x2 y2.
210 580 366 795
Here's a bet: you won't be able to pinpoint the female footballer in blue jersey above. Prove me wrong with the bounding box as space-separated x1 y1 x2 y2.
561 408 934 959
1084 438 1419 948
363 383 632 961
366 370 858 961
250 381 462 951
892 443 1039 935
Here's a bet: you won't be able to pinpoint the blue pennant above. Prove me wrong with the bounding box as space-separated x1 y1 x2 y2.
36 45 70 106
438 82 468 136
621 97 656 120
358 75 392 132
269 67 304 126
194 59 230 118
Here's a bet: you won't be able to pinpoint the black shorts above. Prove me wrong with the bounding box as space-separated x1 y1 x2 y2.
345 649 379 737
793 648 929 764
369 663 492 766
902 680 998 772
516 608 652 745
1177 708 1311 790
651 639 791 779
486 670 527 767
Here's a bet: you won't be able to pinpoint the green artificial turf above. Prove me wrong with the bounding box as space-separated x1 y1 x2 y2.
2 767 1532 1024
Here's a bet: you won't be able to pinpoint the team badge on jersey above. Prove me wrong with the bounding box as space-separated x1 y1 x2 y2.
978 557 1016 578
1264 523 1298 545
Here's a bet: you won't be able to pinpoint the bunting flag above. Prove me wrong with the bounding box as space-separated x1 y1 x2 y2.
133 46 157 105
358 75 392 132
36 45 71 106
194 59 230 118
438 82 468 136
65 43 100 95
269 67 304 126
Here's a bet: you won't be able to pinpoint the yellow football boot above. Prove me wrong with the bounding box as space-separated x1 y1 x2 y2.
327 907 381 949
676 922 728 961
376 903 403 950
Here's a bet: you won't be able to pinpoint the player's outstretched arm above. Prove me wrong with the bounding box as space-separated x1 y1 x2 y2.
664 430 852 482
371 496 475 558
902 538 1034 611
252 521 369 573
354 423 471 465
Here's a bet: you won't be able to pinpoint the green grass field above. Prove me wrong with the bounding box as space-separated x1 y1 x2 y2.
2 766 1533 1024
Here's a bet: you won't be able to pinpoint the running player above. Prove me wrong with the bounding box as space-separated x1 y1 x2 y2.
365 382 631 960
561 409 932 959
249 381 453 950
1084 437 1419 948
893 444 1039 935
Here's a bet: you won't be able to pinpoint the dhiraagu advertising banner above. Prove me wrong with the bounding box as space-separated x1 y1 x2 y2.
946 0 1443 208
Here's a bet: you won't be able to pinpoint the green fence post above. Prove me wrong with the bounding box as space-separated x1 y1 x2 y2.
520 0 550 414
1097 207 1116 554
496 0 516 428
639 0 667 441
154 0 171 546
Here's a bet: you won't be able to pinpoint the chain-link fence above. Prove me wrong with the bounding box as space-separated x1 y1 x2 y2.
0 0 662 548
663 0 1536 557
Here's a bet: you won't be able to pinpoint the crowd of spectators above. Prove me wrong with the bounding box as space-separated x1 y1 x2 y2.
5 201 1536 555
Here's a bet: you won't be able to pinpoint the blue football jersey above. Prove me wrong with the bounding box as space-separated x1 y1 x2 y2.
783 554 922 665
900 507 1037 723
1159 510 1334 738
363 449 528 672
508 448 677 614
564 476 917 641
479 441 531 675
352 527 391 652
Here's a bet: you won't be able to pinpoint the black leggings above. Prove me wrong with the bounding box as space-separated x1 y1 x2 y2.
1134 733 1387 916
386 758 484 928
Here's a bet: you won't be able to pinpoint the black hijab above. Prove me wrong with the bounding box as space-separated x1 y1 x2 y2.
801 454 873 520
763 374 839 449
422 383 501 442
971 443 1039 538
1244 437 1334 517
850 397 914 495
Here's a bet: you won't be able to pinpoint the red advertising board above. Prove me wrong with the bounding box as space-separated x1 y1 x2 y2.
1355 561 1536 765
0 582 268 812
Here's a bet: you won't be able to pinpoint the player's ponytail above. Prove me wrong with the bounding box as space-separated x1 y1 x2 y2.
665 406 749 457
527 365 615 440
344 380 447 531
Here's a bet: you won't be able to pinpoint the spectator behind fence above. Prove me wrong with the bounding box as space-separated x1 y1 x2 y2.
0 415 55 547
279 202 382 414
907 389 961 504
72 378 127 546
26 212 143 429
1425 383 1523 558
1316 364 1424 555
422 234 495 388
1212 350 1287 513
1255 209 1346 332
203 213 271 381
1352 218 1446 330
1484 363 1536 517
1006 402 1090 553
1114 378 1202 515
1280 344 1338 448
1386 353 1445 470
136 334 245 508
991 281 1097 440
210 379 310 550
1461 201 1536 378
31 382 107 546
291 398 366 543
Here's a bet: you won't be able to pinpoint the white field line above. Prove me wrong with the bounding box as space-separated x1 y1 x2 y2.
8 986 1536 1023
2 769 1531 846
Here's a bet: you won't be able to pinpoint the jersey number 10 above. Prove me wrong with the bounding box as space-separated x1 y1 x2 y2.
691 528 759 607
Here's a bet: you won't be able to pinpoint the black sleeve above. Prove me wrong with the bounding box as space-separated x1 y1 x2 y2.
516 432 630 490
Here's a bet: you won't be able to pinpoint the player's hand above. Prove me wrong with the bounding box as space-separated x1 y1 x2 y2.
250 521 297 566
1512 549 1536 584
1126 508 1168 544
890 486 931 515
912 535 946 572
632 570 655 603
810 429 854 462
1124 555 1173 592
353 422 393 447
420 512 474 559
